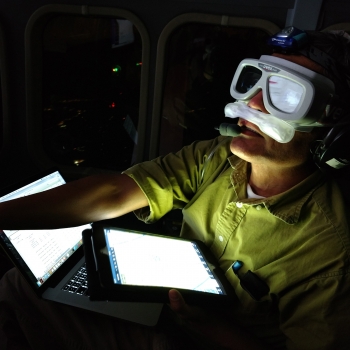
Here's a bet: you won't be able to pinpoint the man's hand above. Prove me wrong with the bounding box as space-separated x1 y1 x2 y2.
168 289 211 328
168 289 268 350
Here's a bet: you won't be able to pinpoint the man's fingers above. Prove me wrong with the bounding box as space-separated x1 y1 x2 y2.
168 289 193 319
168 289 206 322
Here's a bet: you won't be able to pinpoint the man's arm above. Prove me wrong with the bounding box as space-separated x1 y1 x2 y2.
0 174 148 229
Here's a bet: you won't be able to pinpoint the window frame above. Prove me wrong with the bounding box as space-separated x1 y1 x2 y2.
149 13 279 159
25 4 150 176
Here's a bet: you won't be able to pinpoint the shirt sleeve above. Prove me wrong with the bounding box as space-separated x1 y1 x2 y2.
123 136 231 223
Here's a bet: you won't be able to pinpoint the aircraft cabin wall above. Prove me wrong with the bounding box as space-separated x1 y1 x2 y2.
0 0 349 192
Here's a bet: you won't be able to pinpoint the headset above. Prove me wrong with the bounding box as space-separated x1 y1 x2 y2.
311 116 350 172
217 26 350 173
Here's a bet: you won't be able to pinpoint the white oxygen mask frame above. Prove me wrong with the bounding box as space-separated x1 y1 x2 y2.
224 101 295 143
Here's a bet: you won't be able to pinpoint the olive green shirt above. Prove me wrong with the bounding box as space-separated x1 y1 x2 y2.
124 136 350 350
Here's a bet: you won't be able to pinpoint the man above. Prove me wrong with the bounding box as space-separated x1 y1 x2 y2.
1 27 350 349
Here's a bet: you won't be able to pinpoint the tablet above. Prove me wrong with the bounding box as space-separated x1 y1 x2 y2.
88 224 236 305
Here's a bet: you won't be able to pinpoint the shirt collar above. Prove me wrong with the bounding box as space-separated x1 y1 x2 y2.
228 156 326 224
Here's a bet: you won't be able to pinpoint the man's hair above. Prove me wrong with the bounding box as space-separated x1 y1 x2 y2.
301 30 350 105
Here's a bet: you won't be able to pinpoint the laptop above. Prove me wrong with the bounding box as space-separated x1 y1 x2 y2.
0 168 163 326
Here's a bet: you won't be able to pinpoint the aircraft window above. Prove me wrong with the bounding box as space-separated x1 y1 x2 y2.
153 20 276 157
26 5 149 175
40 16 143 171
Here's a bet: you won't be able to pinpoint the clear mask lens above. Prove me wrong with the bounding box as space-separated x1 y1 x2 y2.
236 66 262 93
235 66 305 114
224 101 295 143
268 76 304 113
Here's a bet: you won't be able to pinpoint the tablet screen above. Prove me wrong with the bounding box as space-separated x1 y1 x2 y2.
103 228 224 295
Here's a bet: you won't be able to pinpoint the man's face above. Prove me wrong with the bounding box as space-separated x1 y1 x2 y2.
230 54 326 169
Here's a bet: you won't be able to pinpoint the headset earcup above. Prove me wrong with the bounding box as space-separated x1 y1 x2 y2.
313 124 350 171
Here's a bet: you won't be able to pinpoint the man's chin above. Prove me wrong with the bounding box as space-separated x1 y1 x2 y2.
230 135 264 152
230 138 262 162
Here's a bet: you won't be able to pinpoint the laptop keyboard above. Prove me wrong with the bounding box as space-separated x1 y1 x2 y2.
62 264 89 296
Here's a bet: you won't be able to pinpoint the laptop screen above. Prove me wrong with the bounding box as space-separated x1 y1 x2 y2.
0 170 91 288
